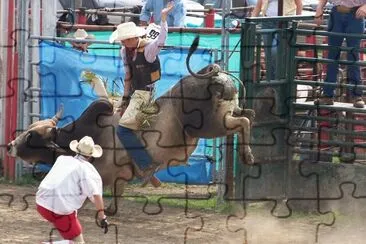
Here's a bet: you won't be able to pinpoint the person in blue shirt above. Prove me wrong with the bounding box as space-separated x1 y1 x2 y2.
140 0 186 27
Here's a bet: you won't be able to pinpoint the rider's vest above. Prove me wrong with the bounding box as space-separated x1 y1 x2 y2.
126 40 161 91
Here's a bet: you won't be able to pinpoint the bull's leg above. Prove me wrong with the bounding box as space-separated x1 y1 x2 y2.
233 107 255 122
106 165 134 216
225 114 255 164
241 109 255 122
106 181 126 216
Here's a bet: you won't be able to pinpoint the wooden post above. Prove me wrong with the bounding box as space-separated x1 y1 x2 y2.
31 0 41 124
0 1 6 168
42 0 57 37
278 0 283 16
4 0 18 180
278 0 284 29
204 4 215 28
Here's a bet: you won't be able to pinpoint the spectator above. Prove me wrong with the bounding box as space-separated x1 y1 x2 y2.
252 0 302 81
36 136 108 243
314 1 365 108
69 29 95 52
140 0 186 27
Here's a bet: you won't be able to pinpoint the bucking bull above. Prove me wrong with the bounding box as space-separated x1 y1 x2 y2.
7 37 255 214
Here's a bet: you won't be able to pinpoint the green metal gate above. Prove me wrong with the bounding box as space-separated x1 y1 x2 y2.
235 15 366 209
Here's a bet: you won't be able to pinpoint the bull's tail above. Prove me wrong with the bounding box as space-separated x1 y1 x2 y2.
186 36 220 79
186 36 247 105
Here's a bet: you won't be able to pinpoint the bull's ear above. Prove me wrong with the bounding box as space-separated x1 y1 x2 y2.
45 127 57 139
43 127 66 153
44 141 67 153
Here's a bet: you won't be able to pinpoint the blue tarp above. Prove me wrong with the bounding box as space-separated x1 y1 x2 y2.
154 139 213 184
39 41 124 126
39 41 214 184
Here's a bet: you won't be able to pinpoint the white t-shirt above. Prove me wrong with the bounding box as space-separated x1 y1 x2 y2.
36 155 103 215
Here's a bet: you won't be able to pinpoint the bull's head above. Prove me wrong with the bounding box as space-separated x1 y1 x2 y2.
7 105 67 163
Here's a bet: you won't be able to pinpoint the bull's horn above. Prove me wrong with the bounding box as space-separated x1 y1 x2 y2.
186 36 220 79
52 103 64 123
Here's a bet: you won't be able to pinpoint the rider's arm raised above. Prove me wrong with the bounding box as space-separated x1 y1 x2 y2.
144 2 174 63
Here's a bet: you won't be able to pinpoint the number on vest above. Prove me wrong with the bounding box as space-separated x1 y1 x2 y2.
146 24 161 40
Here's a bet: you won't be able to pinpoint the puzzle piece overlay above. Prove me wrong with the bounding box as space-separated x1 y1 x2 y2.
1 1 366 243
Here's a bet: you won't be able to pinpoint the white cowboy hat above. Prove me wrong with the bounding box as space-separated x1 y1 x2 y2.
69 136 103 158
109 22 146 43
72 29 95 40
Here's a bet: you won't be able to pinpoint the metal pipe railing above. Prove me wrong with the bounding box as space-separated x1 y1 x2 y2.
292 126 366 138
293 102 366 114
293 79 366 90
295 28 366 37
57 9 139 17
56 22 242 33
30 35 117 44
294 114 366 126
295 137 366 148
57 7 135 14
245 14 319 22
292 148 355 158
29 35 219 55
56 6 254 14
295 56 366 66
295 43 366 53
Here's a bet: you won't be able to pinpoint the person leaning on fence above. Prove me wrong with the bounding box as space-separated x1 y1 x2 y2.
108 3 174 185
314 1 366 108
251 0 302 81
35 136 108 244
69 29 95 53
139 0 186 27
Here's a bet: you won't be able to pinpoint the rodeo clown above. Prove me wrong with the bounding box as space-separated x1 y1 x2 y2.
109 3 174 184
36 136 108 243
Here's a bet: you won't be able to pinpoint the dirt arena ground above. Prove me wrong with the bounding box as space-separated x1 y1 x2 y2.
1 183 366 244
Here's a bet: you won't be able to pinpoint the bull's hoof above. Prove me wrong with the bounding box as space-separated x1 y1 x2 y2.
246 153 255 165
242 109 255 122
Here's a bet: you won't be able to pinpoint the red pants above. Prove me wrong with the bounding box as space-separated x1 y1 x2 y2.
36 204 82 240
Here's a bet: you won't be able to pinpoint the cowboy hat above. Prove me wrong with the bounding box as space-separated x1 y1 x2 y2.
71 29 95 40
109 22 146 43
69 136 103 158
